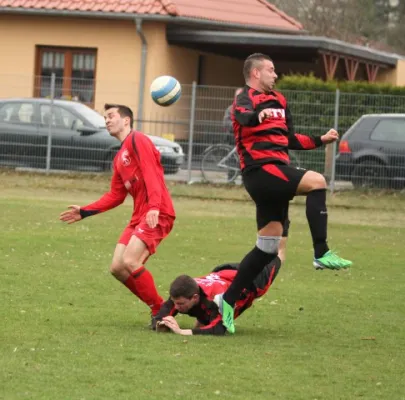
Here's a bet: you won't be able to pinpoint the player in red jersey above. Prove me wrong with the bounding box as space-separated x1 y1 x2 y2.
60 104 175 318
152 219 290 336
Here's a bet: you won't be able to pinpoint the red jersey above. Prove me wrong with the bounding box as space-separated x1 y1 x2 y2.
80 131 175 225
232 86 323 170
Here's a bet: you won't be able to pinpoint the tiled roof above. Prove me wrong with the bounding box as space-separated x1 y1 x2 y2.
0 0 303 31
0 0 178 15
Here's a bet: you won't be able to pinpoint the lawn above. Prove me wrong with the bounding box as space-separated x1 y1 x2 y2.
1 171 404 400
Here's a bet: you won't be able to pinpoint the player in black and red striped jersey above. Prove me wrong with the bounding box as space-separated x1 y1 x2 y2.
218 53 352 334
154 260 280 336
153 220 290 336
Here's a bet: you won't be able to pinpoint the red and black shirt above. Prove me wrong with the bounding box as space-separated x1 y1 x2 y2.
154 263 277 336
232 86 323 170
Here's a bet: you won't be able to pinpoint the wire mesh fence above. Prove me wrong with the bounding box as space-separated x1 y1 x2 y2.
1 74 405 190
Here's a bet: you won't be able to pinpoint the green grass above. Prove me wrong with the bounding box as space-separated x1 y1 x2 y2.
1 172 404 400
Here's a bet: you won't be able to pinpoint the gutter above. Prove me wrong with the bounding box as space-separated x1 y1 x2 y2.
0 8 306 35
135 18 147 131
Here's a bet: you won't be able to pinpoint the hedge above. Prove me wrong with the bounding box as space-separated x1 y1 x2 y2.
275 75 405 172
276 74 405 95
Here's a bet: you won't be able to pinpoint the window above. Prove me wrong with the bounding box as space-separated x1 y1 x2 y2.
69 102 106 128
35 47 97 105
370 119 405 143
0 103 35 124
40 105 84 131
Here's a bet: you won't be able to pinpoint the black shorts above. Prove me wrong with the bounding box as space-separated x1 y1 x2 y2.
243 163 307 230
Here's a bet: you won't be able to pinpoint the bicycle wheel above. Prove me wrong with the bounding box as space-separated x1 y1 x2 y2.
201 145 240 184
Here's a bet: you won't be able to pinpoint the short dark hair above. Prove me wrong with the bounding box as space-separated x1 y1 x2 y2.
169 275 199 299
104 103 134 127
243 53 273 81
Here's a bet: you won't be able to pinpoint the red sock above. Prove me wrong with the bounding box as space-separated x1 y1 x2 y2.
124 267 163 315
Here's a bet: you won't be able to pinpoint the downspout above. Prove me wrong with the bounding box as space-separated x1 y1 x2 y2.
135 18 147 131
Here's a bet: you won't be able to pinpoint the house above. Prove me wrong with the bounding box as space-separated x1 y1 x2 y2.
0 0 404 136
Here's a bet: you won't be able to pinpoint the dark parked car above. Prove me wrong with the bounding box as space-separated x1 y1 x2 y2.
0 98 184 174
335 114 405 189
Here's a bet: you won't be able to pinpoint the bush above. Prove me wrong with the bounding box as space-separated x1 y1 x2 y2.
275 75 405 171
277 74 405 95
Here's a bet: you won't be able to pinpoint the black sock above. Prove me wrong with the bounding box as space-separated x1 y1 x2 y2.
306 189 329 258
223 246 277 307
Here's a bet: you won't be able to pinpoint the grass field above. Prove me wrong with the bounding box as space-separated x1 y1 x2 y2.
1 171 404 400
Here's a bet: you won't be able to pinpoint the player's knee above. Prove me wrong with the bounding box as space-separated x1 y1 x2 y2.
110 260 125 278
256 235 281 255
122 253 143 270
309 172 327 190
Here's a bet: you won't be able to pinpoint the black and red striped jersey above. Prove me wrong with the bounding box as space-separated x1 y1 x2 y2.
156 286 226 335
154 262 279 335
232 85 323 170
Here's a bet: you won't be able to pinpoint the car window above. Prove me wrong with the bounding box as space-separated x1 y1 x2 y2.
0 103 34 124
370 119 405 142
40 105 84 130
70 102 105 128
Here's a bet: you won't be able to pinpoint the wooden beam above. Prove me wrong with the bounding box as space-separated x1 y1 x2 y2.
366 64 380 82
344 57 359 81
322 53 340 80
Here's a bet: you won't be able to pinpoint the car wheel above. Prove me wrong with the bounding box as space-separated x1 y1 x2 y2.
351 160 387 189
163 166 180 175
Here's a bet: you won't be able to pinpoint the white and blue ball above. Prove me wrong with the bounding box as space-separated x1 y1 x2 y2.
150 75 181 107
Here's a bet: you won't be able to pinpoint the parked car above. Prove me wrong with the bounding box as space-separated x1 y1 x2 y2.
335 114 405 189
0 98 184 174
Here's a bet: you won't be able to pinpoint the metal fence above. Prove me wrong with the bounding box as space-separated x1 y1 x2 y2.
1 74 405 191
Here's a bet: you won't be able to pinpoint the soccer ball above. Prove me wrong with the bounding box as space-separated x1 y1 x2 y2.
150 75 181 107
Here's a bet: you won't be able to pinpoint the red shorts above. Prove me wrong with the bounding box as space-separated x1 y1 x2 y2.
118 214 174 255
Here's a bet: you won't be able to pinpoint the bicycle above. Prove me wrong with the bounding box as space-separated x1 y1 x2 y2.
200 144 301 184
201 144 240 184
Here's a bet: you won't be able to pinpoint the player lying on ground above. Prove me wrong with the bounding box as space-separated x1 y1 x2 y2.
152 220 289 336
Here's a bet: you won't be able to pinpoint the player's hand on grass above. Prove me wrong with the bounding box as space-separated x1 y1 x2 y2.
60 205 82 224
161 316 182 334
156 320 170 333
146 209 159 228
321 129 339 144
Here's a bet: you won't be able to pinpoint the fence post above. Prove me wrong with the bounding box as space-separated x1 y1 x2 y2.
329 89 340 193
45 73 55 172
187 81 197 184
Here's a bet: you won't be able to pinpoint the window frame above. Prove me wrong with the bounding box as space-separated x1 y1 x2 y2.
35 46 97 106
